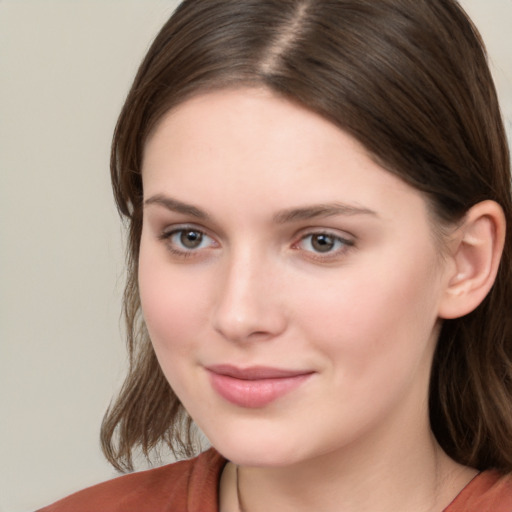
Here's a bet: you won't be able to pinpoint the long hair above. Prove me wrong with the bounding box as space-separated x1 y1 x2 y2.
101 0 512 472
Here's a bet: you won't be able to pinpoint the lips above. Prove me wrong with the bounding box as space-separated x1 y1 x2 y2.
206 365 314 408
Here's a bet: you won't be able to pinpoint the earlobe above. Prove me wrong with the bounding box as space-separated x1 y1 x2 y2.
439 200 506 320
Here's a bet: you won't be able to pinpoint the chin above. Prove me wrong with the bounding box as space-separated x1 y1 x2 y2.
201 422 312 467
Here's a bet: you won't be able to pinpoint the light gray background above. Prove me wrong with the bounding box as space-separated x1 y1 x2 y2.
1 1 511 511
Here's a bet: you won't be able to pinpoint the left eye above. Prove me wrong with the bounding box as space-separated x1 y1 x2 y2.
298 233 352 254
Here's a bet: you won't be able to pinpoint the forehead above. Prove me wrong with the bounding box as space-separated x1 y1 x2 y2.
143 86 356 175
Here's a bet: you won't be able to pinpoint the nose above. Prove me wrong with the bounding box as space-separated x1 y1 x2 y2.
212 249 287 343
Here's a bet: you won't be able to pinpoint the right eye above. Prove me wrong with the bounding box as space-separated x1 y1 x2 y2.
159 227 217 257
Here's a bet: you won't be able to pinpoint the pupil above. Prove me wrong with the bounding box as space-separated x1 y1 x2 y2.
312 234 334 252
181 230 202 248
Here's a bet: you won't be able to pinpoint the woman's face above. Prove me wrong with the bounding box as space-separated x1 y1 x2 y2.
139 88 452 467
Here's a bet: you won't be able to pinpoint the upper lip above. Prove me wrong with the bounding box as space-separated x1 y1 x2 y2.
206 364 314 380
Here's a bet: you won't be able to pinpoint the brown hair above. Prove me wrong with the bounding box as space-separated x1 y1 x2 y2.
101 0 512 473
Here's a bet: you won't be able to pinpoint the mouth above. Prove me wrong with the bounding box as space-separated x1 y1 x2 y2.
206 365 314 408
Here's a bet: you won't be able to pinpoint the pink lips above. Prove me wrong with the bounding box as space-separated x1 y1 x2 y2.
206 365 314 408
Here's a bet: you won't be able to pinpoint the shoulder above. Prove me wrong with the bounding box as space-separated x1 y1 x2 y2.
445 470 512 512
36 448 226 512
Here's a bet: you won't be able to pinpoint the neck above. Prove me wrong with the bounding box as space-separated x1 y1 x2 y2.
221 418 476 512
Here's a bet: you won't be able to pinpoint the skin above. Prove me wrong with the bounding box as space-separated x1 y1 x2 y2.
139 88 478 511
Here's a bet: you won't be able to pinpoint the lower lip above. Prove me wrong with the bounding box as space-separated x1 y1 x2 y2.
208 371 312 408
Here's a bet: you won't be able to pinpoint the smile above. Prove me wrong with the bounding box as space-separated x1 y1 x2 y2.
206 365 314 408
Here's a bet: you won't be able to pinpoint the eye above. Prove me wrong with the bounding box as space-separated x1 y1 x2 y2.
159 226 217 255
296 232 354 256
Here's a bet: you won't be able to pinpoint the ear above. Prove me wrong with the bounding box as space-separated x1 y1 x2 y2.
438 200 506 319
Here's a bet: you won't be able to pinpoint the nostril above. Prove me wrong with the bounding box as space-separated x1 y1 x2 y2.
212 305 286 343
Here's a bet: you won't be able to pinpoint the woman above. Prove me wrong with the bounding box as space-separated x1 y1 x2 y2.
39 0 512 510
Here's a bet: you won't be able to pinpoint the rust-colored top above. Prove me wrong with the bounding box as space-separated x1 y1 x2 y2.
38 449 512 512
37 449 226 512
444 469 512 511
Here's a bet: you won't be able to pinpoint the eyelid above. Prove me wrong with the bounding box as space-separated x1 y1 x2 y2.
294 226 355 242
159 222 214 239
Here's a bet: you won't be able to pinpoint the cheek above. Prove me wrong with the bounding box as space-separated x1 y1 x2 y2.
138 247 208 360
291 248 442 380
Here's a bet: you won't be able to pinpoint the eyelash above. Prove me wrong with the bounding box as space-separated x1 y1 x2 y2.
158 226 355 261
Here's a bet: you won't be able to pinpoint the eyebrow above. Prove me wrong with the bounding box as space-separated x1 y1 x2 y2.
273 203 378 224
144 194 209 219
144 194 377 223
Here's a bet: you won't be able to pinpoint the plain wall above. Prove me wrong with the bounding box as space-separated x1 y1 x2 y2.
1 1 510 511
0 2 179 511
